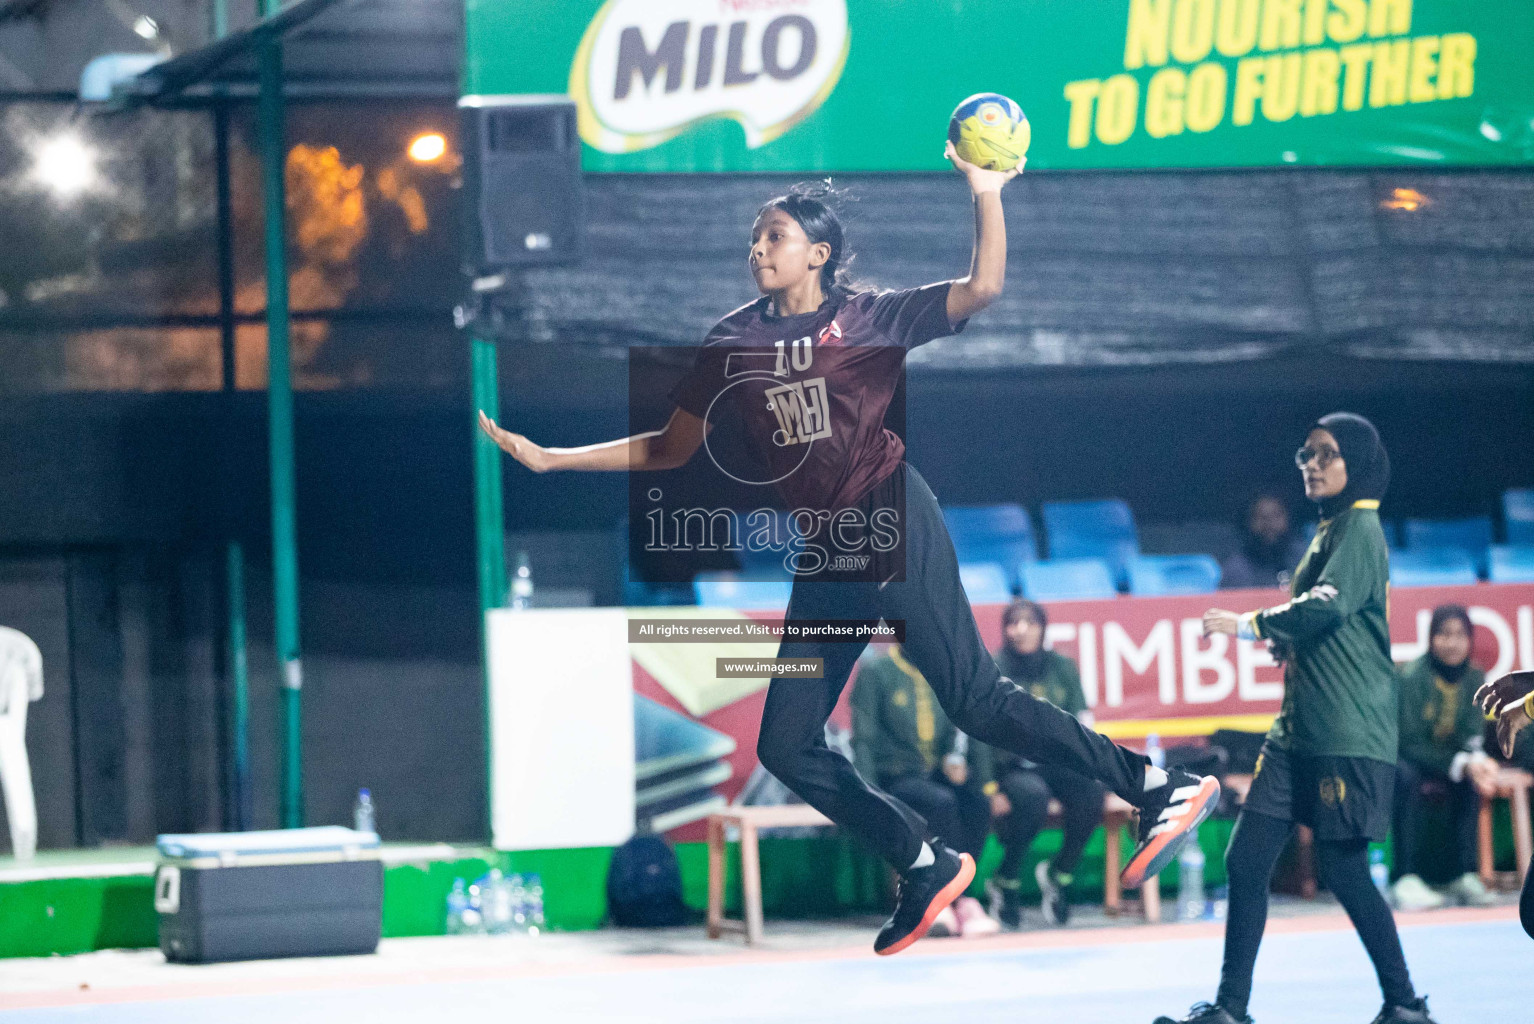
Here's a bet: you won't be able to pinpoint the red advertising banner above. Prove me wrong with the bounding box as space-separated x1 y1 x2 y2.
631 582 1534 838
968 583 1534 739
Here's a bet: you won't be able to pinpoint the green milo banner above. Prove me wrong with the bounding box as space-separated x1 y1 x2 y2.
462 0 1534 171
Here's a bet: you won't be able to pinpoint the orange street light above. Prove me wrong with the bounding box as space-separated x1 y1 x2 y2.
408 132 448 163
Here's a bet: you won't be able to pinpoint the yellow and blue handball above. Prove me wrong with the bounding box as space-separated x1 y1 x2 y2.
948 93 1030 172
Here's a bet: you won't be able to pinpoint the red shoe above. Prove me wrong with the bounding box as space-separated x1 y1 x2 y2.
1121 771 1220 890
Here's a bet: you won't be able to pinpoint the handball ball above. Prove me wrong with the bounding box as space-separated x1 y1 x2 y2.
948 93 1030 171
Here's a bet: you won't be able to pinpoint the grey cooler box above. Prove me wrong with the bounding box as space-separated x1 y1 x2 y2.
154 826 383 963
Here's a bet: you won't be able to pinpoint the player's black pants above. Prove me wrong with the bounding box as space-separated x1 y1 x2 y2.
994 765 1106 881
756 462 1150 871
1216 810 1415 1017
1391 759 1480 878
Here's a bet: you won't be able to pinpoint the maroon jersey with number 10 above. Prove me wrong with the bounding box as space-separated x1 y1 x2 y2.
669 282 966 513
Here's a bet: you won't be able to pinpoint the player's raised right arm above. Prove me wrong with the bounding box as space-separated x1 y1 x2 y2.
477 407 709 473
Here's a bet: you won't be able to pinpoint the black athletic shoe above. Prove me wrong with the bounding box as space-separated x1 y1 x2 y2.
1036 859 1071 926
1369 997 1439 1024
986 876 1024 930
1152 1001 1253 1024
874 840 975 956
1122 769 1221 889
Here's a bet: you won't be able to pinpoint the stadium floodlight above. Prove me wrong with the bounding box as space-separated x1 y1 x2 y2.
408 132 448 163
27 132 101 201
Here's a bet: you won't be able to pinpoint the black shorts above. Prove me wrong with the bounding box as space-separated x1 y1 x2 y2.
1242 740 1394 842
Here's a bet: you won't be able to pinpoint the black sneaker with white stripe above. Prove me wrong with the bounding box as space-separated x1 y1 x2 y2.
1122 768 1221 890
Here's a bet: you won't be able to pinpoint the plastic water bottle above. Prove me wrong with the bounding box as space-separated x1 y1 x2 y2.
464 881 486 935
353 788 376 835
507 872 528 933
1370 846 1390 897
445 878 469 935
525 873 546 936
1177 827 1206 921
1145 733 1166 770
1210 883 1229 921
485 869 511 935
509 551 534 610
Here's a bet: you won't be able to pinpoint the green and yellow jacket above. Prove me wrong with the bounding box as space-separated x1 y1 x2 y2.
1252 500 1398 764
851 647 967 788
1397 655 1486 776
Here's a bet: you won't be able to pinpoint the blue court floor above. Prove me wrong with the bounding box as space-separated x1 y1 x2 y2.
1 908 1526 1023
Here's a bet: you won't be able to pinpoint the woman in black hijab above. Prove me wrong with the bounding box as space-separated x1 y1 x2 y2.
1159 414 1438 1024
984 600 1106 928
1392 605 1498 911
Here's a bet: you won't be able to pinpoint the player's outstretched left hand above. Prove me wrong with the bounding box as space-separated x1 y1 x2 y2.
478 410 551 473
945 140 1021 195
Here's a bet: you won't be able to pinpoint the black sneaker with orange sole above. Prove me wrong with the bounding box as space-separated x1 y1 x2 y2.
1121 769 1221 890
873 840 975 956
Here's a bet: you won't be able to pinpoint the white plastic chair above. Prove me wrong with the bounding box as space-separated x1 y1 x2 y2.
0 626 43 860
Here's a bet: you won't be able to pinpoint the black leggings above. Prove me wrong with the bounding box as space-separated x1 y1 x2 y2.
1216 810 1415 1017
756 463 1151 870
994 765 1106 880
1392 759 1480 878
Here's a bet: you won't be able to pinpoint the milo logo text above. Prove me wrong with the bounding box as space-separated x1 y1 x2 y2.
571 0 850 153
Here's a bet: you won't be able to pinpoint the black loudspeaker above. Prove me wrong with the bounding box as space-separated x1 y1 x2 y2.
460 96 584 270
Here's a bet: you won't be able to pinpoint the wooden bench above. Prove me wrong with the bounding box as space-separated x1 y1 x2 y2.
705 795 1161 945
706 803 832 945
1478 765 1534 889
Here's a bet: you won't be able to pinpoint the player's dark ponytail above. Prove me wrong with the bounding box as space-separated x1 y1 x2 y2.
759 180 858 300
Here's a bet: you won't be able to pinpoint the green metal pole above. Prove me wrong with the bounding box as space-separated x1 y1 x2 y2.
259 32 303 829
471 335 506 841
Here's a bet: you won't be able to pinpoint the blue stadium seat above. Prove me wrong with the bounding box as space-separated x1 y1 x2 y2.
944 504 1035 545
1389 548 1478 588
943 504 1038 589
1402 517 1493 577
1020 559 1118 602
1489 545 1534 584
1041 499 1138 586
693 572 793 610
958 562 1014 604
1127 554 1222 596
1505 489 1534 546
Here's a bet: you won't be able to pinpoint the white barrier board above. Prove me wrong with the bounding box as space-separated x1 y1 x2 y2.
487 608 634 851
